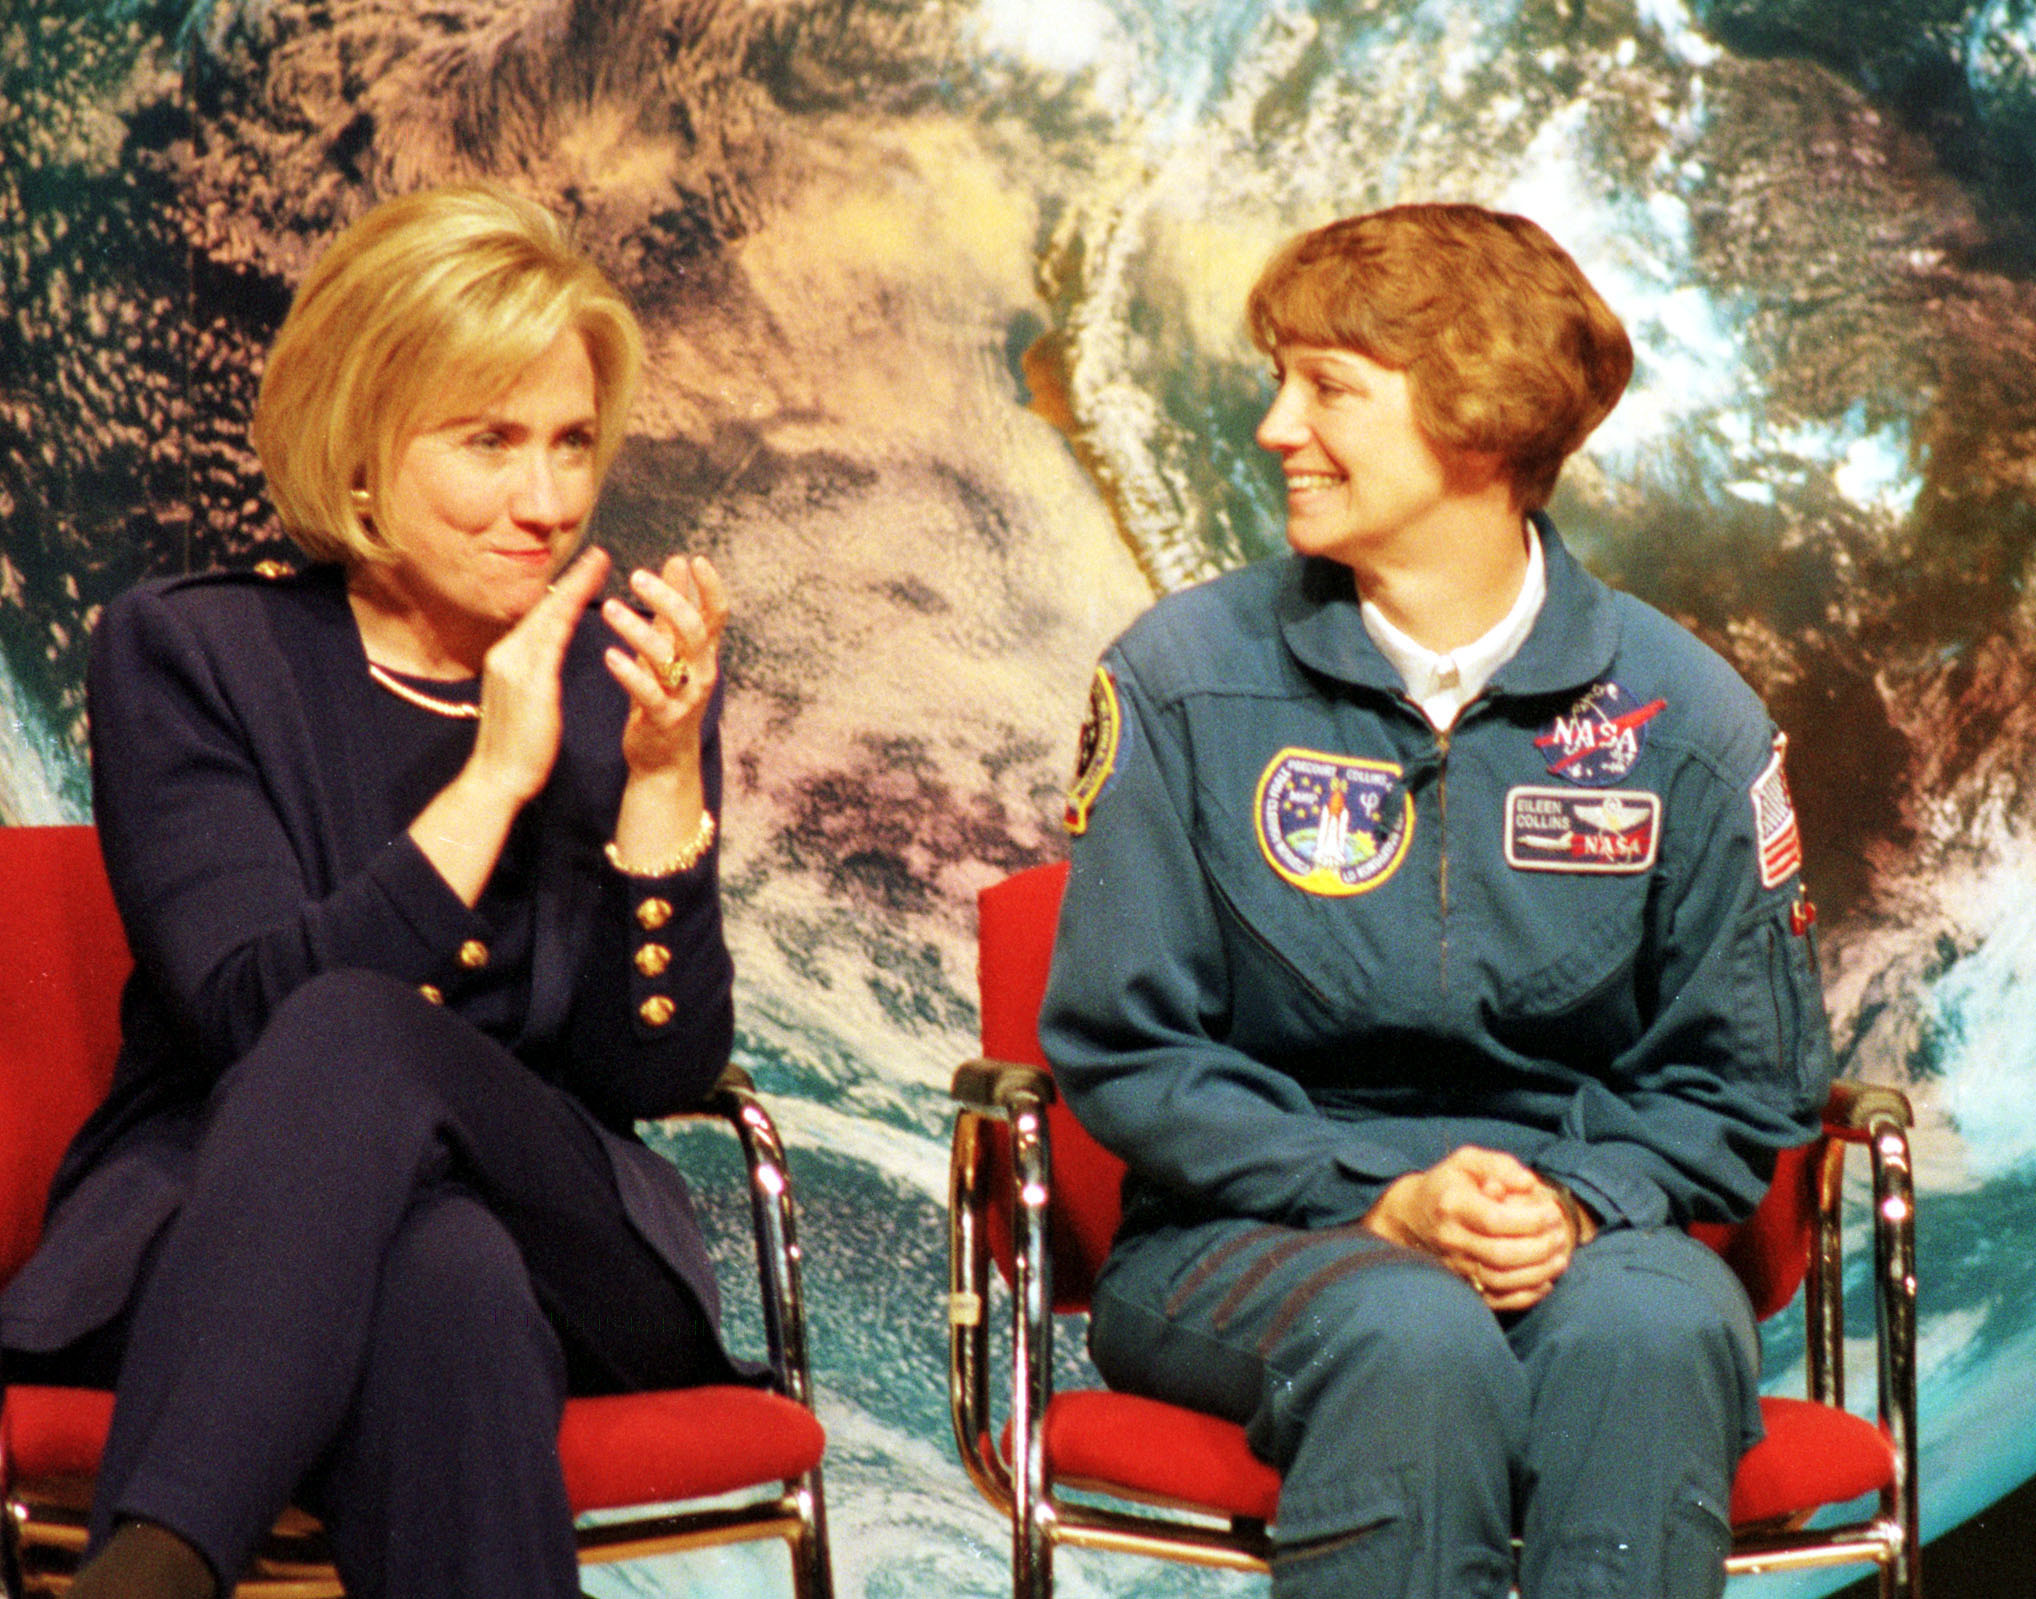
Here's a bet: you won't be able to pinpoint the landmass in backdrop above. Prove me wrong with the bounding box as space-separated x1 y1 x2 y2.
4 2 2034 1595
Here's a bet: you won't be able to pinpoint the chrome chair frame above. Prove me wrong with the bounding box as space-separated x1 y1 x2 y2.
2 1065 832 1599
950 1063 1919 1599
1729 1079 1919 1598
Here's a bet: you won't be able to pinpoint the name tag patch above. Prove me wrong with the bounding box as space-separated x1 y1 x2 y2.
1505 787 1660 873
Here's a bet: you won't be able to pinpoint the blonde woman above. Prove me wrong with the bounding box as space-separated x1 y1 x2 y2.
1044 204 1833 1599
1 187 739 1599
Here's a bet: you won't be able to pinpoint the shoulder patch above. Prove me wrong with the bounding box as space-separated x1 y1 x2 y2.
1533 681 1666 785
1505 786 1660 873
1064 665 1126 835
1750 732 1802 889
1255 747 1413 896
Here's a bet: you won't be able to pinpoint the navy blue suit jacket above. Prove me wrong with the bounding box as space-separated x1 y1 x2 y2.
1 563 735 1351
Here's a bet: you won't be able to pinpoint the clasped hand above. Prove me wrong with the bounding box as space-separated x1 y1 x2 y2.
1362 1146 1595 1312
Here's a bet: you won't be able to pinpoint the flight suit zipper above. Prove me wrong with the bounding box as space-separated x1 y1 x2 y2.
1435 725 1451 994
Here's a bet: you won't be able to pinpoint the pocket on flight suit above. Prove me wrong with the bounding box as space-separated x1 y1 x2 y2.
1662 1484 1732 1597
1276 1474 1511 1599
1486 899 1648 1072
1735 902 1830 1106
1541 1482 1728 1599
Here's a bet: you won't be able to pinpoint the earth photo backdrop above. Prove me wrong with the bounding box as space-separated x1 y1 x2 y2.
5 1 2035 1594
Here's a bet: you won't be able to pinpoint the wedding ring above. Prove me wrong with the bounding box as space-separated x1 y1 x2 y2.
655 654 690 694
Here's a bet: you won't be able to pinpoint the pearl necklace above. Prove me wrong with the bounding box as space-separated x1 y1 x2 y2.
366 661 481 719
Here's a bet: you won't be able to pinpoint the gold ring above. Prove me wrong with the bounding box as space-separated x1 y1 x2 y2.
655 654 690 694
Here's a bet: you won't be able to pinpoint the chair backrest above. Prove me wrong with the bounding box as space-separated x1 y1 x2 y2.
975 859 1817 1323
1691 1145 1816 1321
976 861 1124 1309
0 825 131 1285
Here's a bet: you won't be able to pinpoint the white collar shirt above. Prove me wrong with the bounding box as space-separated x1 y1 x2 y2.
1360 526 1548 731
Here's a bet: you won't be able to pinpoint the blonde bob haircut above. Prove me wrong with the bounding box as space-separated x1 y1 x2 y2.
1247 203 1632 511
254 185 644 566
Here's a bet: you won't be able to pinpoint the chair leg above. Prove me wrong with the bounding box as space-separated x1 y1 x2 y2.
0 1423 17 1599
1014 1506 1052 1599
789 1470 834 1599
0 1516 20 1599
789 1528 827 1599
0 1468 21 1599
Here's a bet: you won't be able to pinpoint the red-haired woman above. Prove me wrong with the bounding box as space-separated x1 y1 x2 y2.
1044 203 1832 1599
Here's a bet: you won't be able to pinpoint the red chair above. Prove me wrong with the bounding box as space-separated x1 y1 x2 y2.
949 861 1920 1599
0 824 833 1598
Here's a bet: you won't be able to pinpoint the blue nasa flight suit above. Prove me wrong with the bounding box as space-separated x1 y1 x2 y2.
1039 521 1834 1599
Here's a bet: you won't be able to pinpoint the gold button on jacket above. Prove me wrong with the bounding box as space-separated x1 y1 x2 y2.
638 995 676 1028
635 897 673 931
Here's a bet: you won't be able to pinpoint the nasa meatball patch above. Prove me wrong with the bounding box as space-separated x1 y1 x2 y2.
1533 682 1666 785
1505 786 1661 874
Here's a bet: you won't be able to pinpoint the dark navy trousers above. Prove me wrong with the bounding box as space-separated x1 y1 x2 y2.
33 970 734 1599
1090 1219 1761 1599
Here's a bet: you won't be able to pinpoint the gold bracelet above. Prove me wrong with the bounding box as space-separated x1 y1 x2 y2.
604 811 717 877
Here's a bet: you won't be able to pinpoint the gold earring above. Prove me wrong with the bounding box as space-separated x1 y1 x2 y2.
350 487 373 515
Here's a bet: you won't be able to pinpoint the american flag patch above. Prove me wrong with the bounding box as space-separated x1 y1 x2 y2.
1750 734 1802 889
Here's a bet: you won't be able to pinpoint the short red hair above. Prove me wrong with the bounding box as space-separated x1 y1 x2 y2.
1247 204 1632 510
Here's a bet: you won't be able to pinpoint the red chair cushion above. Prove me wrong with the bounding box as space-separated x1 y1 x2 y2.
1040 1391 1282 1523
1731 1396 1896 1526
1 1385 117 1480
3 1384 824 1517
1017 1388 1893 1533
558 1388 825 1513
